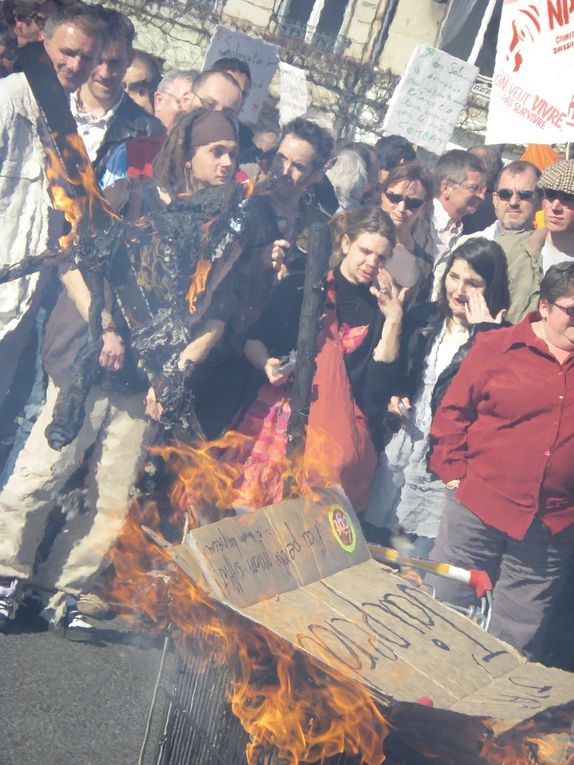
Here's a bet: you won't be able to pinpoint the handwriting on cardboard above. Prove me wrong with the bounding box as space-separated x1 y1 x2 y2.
383 42 478 155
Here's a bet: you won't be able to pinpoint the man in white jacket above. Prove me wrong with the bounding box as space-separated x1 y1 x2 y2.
0 3 105 406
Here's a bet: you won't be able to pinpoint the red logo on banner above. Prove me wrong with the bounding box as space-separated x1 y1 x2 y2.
506 4 541 72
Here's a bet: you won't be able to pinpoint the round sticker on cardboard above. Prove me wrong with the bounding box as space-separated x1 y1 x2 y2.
329 504 356 553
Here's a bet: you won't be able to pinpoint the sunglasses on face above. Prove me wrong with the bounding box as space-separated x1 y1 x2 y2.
384 191 425 211
541 189 574 207
495 188 537 201
551 302 574 318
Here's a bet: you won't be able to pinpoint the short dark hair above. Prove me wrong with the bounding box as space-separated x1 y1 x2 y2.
494 160 541 190
281 117 334 171
211 56 251 84
94 7 135 52
434 149 485 196
375 135 416 171
43 2 107 42
381 161 433 203
540 262 574 304
437 237 510 319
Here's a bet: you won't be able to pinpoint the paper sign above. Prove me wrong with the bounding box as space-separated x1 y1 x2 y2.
383 42 478 156
203 25 279 124
278 62 308 126
486 0 574 143
169 486 574 727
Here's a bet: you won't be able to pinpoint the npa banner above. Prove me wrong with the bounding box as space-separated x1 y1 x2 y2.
382 43 478 156
486 0 574 143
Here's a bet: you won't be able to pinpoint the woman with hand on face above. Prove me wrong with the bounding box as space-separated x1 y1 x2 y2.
381 162 434 307
228 205 407 513
363 238 510 554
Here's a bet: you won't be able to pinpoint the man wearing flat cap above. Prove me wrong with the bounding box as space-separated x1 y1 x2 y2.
498 159 574 323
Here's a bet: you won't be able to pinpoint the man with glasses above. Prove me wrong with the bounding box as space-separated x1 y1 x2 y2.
417 149 486 268
456 160 541 246
427 261 574 661
499 159 574 322
153 68 196 132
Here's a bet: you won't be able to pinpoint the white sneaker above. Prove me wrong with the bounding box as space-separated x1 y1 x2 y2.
0 578 20 629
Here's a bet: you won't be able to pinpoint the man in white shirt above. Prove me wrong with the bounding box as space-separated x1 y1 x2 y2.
423 149 486 267
498 159 574 322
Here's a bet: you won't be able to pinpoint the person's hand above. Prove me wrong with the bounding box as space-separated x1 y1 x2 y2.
270 239 290 273
264 357 291 386
371 268 408 324
145 386 163 421
99 330 124 371
445 479 460 490
388 395 412 418
465 287 506 325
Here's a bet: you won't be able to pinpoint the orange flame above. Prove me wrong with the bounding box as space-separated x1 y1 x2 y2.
186 258 212 314
44 132 118 249
106 426 393 764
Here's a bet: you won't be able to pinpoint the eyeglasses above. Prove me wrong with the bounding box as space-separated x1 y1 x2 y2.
456 181 487 194
541 189 574 208
163 89 194 109
384 191 425 211
495 188 537 201
551 302 574 318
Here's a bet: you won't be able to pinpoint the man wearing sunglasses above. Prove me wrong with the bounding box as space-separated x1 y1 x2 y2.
456 160 541 248
499 160 574 323
2 0 57 47
428 261 574 662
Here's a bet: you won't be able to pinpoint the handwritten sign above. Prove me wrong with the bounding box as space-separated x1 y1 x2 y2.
203 26 279 125
383 42 478 156
278 62 308 126
173 486 574 727
486 0 574 143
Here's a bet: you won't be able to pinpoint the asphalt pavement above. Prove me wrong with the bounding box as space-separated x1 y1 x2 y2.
0 614 165 765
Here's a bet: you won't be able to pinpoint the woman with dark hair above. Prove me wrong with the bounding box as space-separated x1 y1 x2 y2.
363 237 510 553
381 161 434 307
227 205 406 513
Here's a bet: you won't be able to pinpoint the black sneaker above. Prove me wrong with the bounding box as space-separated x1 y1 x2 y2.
0 578 20 631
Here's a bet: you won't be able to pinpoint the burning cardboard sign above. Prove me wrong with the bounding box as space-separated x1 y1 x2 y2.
163 486 574 728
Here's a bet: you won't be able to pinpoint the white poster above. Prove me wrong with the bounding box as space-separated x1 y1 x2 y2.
204 26 280 124
382 42 478 156
486 0 574 143
278 62 308 126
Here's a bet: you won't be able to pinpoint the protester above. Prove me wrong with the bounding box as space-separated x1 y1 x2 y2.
415 149 486 273
498 159 574 323
210 56 256 161
227 205 404 512
0 2 105 412
187 69 242 115
326 148 368 210
462 144 503 235
2 0 57 45
153 68 196 131
0 21 17 76
189 116 335 438
380 161 434 306
122 48 162 114
375 134 416 184
457 160 541 244
71 7 164 179
341 141 380 203
427 261 574 661
363 238 509 553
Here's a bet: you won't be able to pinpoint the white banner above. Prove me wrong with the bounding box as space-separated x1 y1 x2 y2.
204 26 280 124
278 62 308 126
382 42 478 156
486 0 574 143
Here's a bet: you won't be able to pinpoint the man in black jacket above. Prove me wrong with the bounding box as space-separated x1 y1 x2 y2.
70 7 163 181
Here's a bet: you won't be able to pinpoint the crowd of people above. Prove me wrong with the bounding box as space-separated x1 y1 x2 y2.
0 0 572 673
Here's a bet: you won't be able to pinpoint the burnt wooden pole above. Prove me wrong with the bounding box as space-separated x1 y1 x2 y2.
284 222 332 495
